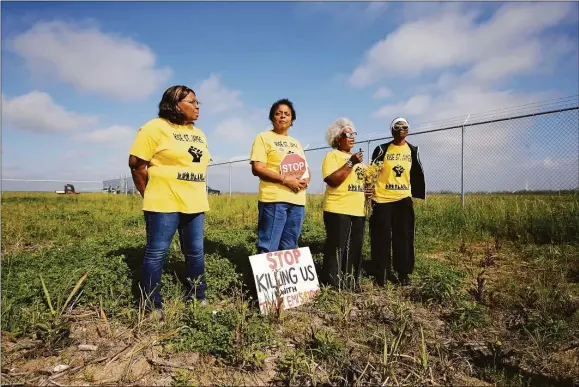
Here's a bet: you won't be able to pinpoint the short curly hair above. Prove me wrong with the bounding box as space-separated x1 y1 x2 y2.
269 98 296 125
326 118 355 148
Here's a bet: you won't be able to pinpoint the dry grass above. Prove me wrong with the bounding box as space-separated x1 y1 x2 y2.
1 192 578 386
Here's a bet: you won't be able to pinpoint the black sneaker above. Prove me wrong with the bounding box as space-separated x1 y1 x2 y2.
398 274 411 286
386 273 399 284
186 297 207 307
147 308 164 322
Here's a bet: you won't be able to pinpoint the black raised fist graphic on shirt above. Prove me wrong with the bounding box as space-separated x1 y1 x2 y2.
355 166 365 181
188 146 203 163
393 165 405 177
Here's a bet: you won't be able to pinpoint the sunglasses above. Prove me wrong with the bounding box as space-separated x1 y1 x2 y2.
342 131 358 138
393 125 408 131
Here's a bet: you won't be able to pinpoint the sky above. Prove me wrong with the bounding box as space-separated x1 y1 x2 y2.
2 1 578 193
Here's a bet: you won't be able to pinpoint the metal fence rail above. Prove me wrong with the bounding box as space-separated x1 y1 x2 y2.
206 105 579 204
4 101 578 204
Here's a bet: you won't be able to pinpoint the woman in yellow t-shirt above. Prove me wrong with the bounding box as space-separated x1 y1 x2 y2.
250 99 310 253
369 117 426 287
321 118 366 290
128 85 211 314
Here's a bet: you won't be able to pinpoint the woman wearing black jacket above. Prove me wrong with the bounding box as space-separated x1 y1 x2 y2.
369 117 425 286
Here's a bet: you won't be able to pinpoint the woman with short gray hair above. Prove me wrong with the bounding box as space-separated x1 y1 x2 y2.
320 118 366 290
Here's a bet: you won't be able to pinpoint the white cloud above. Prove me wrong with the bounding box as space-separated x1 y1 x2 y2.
357 3 577 194
375 89 571 193
59 149 95 161
77 125 135 147
1 165 22 180
367 2 573 124
214 118 253 142
349 3 575 87
373 87 392 99
357 2 391 21
378 86 555 125
541 157 560 169
297 2 392 24
374 95 431 119
195 74 244 115
10 21 172 101
211 109 270 151
467 42 541 82
2 91 98 133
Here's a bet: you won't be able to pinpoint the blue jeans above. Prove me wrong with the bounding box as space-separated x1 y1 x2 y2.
257 201 305 253
142 211 206 310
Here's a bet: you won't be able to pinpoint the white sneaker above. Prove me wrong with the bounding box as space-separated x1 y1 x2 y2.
149 309 164 321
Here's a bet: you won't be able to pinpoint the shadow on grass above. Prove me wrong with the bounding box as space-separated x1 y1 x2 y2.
107 246 144 306
203 237 258 301
109 232 346 307
107 246 198 307
360 260 375 279
204 239 254 275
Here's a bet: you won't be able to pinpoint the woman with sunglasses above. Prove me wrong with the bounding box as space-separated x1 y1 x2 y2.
128 85 210 318
369 117 425 286
320 118 367 290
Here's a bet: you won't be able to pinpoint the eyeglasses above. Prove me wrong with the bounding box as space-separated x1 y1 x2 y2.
342 131 357 138
393 125 408 131
181 99 201 106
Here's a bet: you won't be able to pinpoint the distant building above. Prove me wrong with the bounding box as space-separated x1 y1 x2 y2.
102 177 137 194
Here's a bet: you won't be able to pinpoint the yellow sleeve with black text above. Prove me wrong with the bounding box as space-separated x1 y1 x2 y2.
322 150 365 217
249 130 307 206
129 118 211 213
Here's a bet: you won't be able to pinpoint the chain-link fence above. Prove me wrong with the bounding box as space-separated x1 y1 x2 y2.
103 175 136 194
0 179 104 193
1 176 135 194
4 101 577 200
205 159 255 196
207 104 579 201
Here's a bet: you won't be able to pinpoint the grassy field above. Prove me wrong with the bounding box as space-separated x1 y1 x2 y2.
2 192 578 386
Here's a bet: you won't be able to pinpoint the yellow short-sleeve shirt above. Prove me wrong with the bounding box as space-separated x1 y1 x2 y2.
129 118 211 213
322 150 365 217
249 130 307 206
374 143 412 203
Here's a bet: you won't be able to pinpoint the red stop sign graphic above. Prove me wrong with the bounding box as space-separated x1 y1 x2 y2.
280 153 307 178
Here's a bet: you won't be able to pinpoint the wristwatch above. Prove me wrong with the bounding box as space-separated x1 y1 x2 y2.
346 160 354 168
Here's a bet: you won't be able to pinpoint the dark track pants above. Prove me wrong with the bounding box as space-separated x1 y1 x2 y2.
322 211 365 290
369 197 415 285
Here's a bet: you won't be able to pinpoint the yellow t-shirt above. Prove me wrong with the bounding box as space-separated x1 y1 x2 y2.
374 143 412 203
249 130 307 206
322 150 365 217
129 118 211 213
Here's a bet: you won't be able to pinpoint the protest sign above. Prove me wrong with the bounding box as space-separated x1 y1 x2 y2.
249 247 320 315
280 153 308 179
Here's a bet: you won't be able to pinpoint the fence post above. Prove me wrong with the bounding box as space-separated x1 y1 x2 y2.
229 162 232 199
367 140 371 162
461 114 471 208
